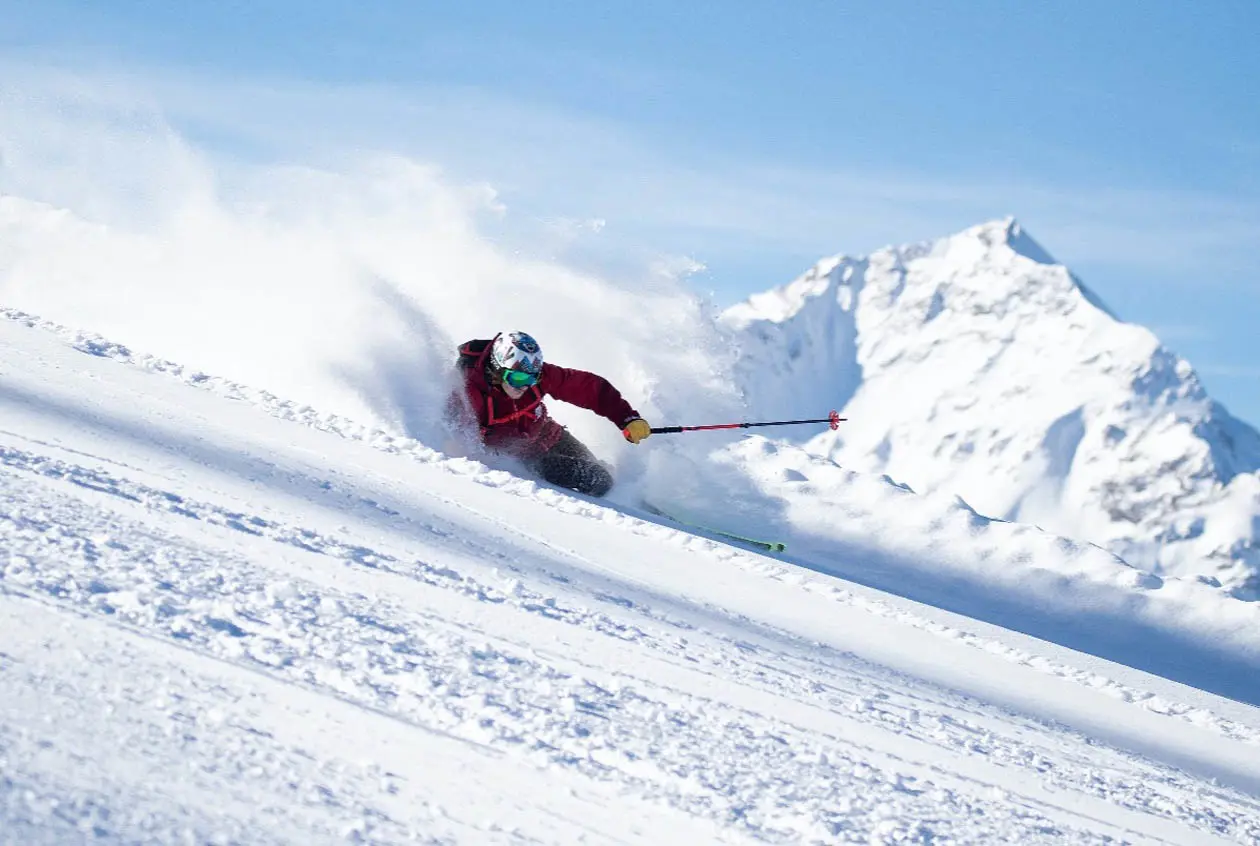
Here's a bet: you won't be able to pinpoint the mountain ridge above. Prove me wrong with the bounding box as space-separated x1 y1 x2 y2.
723 218 1260 596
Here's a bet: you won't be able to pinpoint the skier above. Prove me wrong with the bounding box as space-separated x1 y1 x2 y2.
449 331 652 497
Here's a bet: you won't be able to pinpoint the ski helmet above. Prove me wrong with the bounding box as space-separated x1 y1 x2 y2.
489 331 544 383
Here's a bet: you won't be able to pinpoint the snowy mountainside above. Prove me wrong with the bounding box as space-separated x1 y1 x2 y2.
5 307 1260 842
723 219 1260 597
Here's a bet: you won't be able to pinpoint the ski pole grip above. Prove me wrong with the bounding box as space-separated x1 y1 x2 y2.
650 426 685 434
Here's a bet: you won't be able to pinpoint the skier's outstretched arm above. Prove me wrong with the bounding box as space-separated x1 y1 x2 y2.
542 363 649 442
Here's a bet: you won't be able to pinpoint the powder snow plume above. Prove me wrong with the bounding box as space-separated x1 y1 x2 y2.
0 73 741 472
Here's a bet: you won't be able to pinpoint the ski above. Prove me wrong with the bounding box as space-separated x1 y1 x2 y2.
640 503 786 553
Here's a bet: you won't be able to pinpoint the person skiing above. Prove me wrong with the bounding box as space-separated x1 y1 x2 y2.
449 331 652 497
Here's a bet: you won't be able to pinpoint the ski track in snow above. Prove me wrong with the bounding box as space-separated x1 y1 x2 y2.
4 306 1254 746
3 310 1260 843
6 449 1259 844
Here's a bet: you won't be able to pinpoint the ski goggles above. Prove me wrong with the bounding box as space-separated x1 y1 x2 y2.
500 369 539 389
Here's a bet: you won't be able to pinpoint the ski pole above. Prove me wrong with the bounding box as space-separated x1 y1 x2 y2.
650 410 845 435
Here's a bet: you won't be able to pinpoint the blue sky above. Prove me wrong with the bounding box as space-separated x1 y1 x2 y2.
3 1 1260 423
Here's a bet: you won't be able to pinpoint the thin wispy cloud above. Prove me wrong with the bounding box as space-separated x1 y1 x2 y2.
6 57 1252 294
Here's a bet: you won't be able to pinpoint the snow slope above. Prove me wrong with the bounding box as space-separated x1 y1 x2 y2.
723 219 1260 597
5 310 1260 844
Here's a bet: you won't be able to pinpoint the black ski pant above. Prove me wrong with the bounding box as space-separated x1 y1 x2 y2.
527 429 614 497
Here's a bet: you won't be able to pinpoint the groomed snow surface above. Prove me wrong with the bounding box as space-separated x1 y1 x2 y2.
5 317 1260 845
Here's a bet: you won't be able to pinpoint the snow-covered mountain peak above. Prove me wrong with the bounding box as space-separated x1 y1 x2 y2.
724 220 1260 596
964 216 1058 266
721 252 866 329
725 217 1099 333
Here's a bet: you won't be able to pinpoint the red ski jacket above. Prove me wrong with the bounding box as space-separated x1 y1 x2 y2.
451 338 641 456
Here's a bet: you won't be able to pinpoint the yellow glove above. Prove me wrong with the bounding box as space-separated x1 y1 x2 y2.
622 418 652 444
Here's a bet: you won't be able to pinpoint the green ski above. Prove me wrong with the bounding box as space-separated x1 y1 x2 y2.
641 503 786 553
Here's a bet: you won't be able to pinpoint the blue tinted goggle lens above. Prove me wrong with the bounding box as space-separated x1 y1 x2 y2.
502 369 538 388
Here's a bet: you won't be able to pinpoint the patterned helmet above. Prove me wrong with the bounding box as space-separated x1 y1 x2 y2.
490 331 544 377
